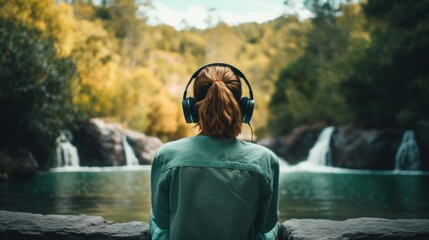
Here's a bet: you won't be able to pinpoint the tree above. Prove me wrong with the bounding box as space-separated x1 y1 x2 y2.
342 0 429 128
95 0 147 67
0 0 77 56
0 19 75 167
268 0 361 134
69 17 119 119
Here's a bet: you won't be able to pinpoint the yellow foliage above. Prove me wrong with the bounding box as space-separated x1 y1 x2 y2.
0 0 76 56
70 17 119 117
146 96 178 134
111 67 190 140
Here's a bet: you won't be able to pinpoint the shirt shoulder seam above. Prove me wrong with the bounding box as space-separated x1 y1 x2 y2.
161 163 272 180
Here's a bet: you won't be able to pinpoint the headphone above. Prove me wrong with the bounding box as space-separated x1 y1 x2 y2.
182 63 255 124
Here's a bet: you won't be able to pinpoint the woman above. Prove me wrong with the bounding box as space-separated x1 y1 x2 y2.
150 63 279 240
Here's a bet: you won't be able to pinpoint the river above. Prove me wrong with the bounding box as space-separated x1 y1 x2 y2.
1 165 428 223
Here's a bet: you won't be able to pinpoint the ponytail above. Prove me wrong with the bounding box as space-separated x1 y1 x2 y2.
194 66 242 138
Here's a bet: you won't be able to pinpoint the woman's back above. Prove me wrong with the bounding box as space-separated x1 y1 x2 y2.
151 135 279 240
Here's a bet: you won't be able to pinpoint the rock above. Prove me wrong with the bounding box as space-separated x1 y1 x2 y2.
0 151 38 181
3 210 429 240
260 124 426 170
415 120 429 171
330 126 402 169
280 218 429 240
125 130 163 165
0 210 150 240
257 138 288 160
72 119 126 166
71 119 163 166
258 126 323 164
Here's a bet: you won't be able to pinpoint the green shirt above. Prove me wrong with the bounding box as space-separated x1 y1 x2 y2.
150 135 279 240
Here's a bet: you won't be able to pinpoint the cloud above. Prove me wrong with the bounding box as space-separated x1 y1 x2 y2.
145 4 209 29
145 1 311 30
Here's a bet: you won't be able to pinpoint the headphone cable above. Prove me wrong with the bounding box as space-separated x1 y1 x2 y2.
248 123 254 143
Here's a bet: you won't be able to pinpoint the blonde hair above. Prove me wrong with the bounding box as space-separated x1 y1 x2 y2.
194 66 242 138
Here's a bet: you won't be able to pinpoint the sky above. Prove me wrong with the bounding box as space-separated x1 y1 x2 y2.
143 0 312 30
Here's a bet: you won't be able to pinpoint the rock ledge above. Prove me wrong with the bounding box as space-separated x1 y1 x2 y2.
1 211 429 240
279 218 429 240
0 210 150 240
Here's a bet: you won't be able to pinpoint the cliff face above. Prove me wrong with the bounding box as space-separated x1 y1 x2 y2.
71 118 163 167
1 211 429 240
415 120 429 170
258 122 429 171
0 151 38 181
329 127 402 169
257 125 323 164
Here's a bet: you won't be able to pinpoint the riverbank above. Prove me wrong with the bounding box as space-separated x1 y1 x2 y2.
1 210 428 240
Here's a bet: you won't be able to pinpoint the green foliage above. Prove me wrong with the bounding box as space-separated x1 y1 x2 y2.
269 1 359 134
270 0 428 134
0 18 75 166
342 0 429 128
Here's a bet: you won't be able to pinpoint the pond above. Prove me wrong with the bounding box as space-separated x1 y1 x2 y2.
1 165 429 223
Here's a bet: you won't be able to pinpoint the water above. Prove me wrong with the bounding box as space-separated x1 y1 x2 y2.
55 133 80 168
395 130 421 171
306 126 334 166
123 136 139 166
1 166 428 223
0 166 152 222
280 167 429 220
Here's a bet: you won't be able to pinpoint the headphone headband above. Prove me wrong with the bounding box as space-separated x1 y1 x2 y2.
182 62 255 124
182 62 254 100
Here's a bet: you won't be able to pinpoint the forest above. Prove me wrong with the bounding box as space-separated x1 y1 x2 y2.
0 0 428 165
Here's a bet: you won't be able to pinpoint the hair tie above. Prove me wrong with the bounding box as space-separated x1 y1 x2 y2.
213 79 223 83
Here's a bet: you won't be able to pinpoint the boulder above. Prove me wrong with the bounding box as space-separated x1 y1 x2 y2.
415 120 429 170
0 151 38 181
258 125 323 164
125 130 163 165
0 210 150 240
280 218 429 240
72 119 126 166
71 119 163 166
330 126 402 169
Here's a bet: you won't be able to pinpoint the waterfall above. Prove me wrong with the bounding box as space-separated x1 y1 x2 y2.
395 130 421 171
123 136 139 166
55 132 80 168
306 126 335 166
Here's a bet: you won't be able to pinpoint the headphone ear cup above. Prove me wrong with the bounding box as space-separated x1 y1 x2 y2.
239 97 254 124
182 97 199 123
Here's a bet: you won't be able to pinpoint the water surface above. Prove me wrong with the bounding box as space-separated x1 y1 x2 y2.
1 166 428 222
